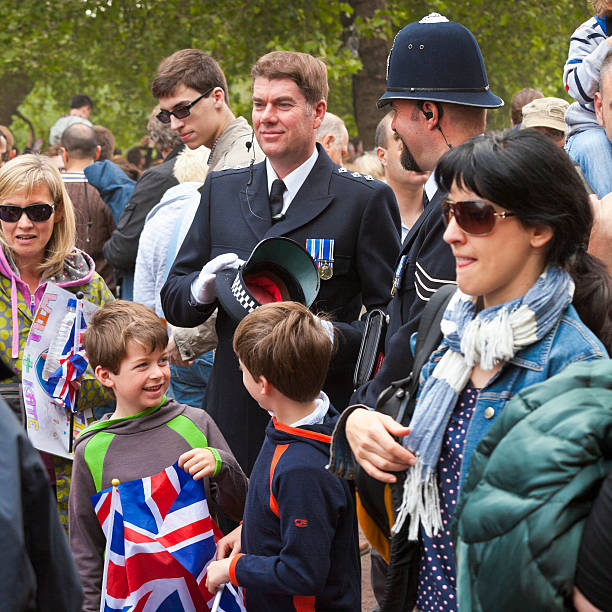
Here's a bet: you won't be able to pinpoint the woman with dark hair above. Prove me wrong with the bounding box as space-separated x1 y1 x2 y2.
330 129 611 612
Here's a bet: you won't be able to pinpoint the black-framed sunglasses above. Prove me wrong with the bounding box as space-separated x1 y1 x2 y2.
441 198 516 236
156 87 214 124
0 203 55 223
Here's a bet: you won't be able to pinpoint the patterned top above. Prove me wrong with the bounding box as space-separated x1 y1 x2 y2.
416 383 478 612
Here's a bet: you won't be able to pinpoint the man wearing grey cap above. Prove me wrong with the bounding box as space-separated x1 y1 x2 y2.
521 96 570 147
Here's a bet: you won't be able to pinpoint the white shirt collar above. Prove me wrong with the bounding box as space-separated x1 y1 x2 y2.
290 392 330 427
266 147 319 214
424 171 439 202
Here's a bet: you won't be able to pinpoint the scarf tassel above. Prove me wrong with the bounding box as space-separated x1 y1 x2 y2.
392 456 443 541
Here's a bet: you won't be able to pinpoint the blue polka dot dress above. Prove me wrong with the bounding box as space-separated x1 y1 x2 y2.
415 383 478 612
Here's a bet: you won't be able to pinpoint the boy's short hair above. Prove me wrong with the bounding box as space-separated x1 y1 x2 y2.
251 51 329 106
151 49 229 104
233 302 332 403
83 301 168 374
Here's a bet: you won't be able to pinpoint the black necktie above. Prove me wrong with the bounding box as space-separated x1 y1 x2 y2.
269 179 286 223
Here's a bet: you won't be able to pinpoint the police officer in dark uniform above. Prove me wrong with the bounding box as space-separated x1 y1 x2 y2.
348 14 505 452
162 50 400 475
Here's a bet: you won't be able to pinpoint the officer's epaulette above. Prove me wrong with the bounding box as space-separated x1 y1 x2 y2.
335 166 378 187
208 165 251 179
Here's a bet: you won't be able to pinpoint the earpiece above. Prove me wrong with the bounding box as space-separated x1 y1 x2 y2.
422 110 433 120
246 128 255 186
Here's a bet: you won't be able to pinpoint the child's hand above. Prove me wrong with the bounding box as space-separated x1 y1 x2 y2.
178 448 216 480
205 558 232 593
216 525 242 559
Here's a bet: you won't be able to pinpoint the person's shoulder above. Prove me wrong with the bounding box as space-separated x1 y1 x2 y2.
208 165 252 180
551 305 607 361
332 165 387 191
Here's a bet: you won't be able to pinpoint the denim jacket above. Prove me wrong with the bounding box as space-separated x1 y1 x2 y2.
328 304 607 484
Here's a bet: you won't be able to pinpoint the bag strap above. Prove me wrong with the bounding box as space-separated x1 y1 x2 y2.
410 284 456 393
395 283 456 425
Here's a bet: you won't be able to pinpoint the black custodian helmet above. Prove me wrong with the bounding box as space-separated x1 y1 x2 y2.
378 13 503 109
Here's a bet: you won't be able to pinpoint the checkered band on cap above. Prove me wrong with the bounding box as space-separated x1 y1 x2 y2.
231 273 258 314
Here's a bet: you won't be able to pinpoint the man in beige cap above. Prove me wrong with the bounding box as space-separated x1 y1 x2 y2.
521 96 570 147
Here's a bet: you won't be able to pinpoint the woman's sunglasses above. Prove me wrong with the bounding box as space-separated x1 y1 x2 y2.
441 198 515 236
0 203 55 223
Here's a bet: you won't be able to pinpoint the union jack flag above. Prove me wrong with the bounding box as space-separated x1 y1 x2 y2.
92 462 245 612
45 299 88 413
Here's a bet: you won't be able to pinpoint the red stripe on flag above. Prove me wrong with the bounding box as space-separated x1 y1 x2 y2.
106 559 129 599
96 491 112 526
157 517 215 548
149 470 178 518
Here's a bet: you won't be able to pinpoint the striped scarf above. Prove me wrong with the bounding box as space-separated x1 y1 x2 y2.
393 266 574 540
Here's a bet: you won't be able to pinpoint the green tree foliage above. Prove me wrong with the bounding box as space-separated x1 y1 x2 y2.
0 0 593 148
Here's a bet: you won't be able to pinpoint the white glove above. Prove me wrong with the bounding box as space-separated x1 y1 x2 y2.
190 253 243 304
316 316 335 346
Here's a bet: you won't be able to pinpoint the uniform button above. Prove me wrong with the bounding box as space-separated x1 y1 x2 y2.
484 407 495 419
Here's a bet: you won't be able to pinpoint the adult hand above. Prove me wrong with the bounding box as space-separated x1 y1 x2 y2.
205 559 232 593
346 408 415 483
167 335 193 367
190 253 243 305
216 525 242 559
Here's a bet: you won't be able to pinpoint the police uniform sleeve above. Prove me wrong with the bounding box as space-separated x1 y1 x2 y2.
351 198 455 408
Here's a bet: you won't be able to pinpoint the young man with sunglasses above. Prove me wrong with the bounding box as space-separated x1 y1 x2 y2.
151 49 264 372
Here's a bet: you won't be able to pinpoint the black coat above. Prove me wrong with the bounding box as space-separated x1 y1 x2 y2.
162 145 401 472
103 145 183 276
350 189 456 408
0 399 83 611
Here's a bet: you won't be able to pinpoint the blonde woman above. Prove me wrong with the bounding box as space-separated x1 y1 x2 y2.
0 154 114 524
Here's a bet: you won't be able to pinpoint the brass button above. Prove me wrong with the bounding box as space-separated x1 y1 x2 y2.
484 407 495 420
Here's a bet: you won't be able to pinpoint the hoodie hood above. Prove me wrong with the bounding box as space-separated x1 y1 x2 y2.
144 182 203 225
84 160 136 223
0 247 96 358
266 397 339 455
74 396 182 450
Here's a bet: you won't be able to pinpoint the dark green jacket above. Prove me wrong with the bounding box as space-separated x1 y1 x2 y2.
453 359 612 611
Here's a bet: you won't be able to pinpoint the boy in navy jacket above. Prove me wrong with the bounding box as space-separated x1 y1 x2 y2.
206 302 360 611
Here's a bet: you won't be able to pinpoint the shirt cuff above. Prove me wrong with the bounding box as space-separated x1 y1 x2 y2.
208 447 222 477
229 553 244 587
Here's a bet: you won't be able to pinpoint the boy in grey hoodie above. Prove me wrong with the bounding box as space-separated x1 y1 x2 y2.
68 300 247 612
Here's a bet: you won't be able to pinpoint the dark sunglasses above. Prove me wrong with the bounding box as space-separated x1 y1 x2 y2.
441 198 516 236
156 87 214 124
0 203 55 223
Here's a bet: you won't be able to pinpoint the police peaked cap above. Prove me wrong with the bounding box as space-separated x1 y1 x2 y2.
215 237 320 323
378 13 503 109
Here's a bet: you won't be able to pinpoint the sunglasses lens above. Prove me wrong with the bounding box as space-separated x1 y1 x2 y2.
27 204 54 222
156 111 171 124
443 200 495 236
0 206 21 222
455 202 494 235
172 106 190 119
